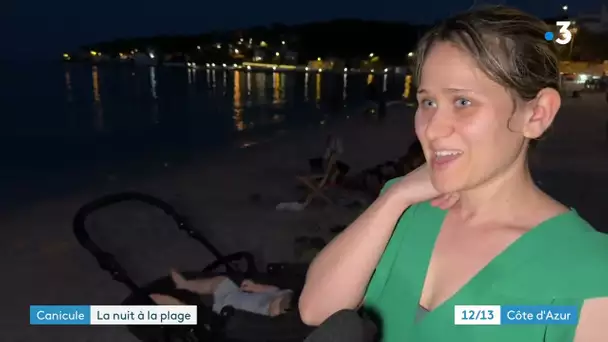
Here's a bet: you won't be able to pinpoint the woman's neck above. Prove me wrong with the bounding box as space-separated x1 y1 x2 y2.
453 159 541 223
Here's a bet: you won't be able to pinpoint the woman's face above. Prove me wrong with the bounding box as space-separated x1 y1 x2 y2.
414 42 527 194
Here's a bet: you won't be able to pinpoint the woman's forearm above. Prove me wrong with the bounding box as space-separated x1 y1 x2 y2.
298 194 410 325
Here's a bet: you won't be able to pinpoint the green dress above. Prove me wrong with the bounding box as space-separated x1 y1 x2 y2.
363 179 608 342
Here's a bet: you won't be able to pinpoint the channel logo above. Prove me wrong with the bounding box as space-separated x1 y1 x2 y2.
545 21 572 45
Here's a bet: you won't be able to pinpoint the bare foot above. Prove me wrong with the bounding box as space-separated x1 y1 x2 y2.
240 279 280 293
170 269 227 295
149 294 185 305
268 292 293 316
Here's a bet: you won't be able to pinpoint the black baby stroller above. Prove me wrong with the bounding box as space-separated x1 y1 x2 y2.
73 192 315 342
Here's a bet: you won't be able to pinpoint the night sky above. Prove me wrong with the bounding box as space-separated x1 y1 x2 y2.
0 0 603 60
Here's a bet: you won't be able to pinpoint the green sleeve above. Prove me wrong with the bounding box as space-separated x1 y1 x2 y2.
544 298 583 342
379 177 403 195
364 179 416 306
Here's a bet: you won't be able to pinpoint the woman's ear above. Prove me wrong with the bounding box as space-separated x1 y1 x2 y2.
523 88 561 139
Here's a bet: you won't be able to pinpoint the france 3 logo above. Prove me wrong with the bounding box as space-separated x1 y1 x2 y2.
545 21 573 45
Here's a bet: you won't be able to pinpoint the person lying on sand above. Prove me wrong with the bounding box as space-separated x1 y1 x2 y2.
149 270 293 317
344 140 425 195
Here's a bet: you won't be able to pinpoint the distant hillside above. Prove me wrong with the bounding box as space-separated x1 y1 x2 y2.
83 19 429 64
82 16 607 63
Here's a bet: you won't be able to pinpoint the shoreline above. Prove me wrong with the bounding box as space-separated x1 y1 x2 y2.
61 60 412 75
0 102 383 216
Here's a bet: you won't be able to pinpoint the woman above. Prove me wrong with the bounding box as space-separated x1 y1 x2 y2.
298 6 608 342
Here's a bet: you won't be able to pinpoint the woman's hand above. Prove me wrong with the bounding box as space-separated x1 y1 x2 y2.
431 192 460 210
384 163 460 209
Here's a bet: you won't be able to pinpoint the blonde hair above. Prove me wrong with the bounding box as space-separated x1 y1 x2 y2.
413 6 560 101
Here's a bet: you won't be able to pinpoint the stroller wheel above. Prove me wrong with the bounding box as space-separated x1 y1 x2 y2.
163 327 201 342
221 306 236 318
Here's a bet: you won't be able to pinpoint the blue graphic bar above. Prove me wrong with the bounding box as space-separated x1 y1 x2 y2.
30 305 91 325
501 305 578 325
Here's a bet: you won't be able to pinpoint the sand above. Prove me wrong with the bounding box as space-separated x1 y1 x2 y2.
3 93 608 341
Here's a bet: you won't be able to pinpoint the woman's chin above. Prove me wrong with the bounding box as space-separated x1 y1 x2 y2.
431 176 464 195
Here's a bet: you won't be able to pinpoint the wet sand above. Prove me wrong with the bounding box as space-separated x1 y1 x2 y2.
4 93 608 341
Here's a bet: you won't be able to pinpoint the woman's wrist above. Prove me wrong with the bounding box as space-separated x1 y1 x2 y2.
377 189 413 213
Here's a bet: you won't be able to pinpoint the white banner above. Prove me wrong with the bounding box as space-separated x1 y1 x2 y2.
90 305 197 325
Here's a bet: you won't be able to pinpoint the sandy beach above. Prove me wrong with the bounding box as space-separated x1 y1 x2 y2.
4 93 608 341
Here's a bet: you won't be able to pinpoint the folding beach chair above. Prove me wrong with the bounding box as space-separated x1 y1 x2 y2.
297 151 341 207
276 136 349 211
307 135 344 174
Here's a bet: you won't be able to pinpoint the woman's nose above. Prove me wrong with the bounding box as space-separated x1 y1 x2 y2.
424 110 454 141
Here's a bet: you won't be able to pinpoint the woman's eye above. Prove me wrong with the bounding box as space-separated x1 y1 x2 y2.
420 99 436 108
455 98 471 107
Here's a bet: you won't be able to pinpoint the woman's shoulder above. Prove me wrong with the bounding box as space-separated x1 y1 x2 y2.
555 222 608 284
546 211 608 261
504 212 608 299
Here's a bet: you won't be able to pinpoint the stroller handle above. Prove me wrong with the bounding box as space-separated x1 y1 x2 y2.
73 192 257 293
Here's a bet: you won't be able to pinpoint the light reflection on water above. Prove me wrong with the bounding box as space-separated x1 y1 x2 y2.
304 73 309 101
315 73 321 105
233 70 244 131
64 70 73 103
2 64 413 139
0 64 413 164
0 63 413 205
149 66 159 124
91 66 104 131
343 73 347 100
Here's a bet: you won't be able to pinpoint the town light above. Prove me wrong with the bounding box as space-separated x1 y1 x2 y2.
562 5 568 11
282 41 285 45
369 53 374 57
234 49 239 54
407 52 414 57
276 52 280 56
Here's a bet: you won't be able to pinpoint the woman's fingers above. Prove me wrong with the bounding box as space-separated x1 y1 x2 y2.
430 193 460 209
439 193 460 209
430 194 451 207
